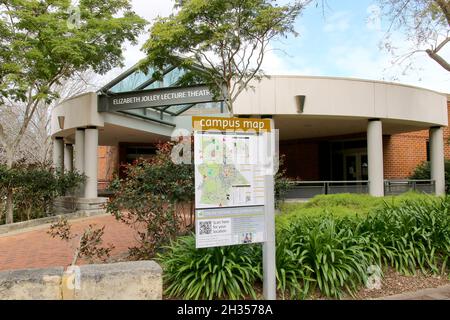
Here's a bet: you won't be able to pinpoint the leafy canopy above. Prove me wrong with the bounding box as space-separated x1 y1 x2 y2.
0 0 147 103
141 0 308 114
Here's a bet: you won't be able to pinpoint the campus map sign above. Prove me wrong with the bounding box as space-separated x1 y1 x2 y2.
193 116 272 248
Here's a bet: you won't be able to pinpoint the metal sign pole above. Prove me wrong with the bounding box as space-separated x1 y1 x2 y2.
263 118 276 300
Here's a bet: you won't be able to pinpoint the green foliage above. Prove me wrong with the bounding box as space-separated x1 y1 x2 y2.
158 235 261 300
274 154 293 209
0 0 146 103
0 164 85 224
141 0 306 113
356 198 450 276
110 142 195 203
410 160 450 192
48 217 115 266
277 216 374 298
276 192 438 230
159 193 449 299
276 194 449 298
107 142 193 259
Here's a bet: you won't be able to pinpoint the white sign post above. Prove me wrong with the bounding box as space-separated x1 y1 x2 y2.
192 116 276 300
263 118 276 300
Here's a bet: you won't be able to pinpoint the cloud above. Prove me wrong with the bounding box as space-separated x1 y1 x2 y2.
329 35 450 93
323 11 351 33
261 46 323 76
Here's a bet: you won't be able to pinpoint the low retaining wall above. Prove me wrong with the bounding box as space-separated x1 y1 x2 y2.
0 209 106 235
0 261 162 300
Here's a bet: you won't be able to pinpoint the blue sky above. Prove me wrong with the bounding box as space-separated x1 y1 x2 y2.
108 0 449 93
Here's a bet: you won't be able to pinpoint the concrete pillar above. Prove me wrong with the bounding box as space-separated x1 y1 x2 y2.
53 137 64 172
74 129 85 197
74 129 85 174
64 144 74 172
367 119 384 197
430 126 445 196
84 127 98 199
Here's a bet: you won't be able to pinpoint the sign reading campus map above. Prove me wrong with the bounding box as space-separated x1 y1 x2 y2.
193 116 271 248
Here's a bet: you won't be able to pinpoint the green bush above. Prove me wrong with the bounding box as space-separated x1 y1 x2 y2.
410 160 450 192
356 198 450 275
158 235 261 300
107 142 194 259
0 164 85 224
159 194 449 300
277 215 374 299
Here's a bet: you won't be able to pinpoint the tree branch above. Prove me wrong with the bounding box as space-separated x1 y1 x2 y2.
426 48 450 71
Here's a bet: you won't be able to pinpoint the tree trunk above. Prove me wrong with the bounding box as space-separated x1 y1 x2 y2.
5 188 13 224
5 152 14 224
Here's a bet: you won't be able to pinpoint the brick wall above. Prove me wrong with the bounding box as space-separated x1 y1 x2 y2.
384 102 450 179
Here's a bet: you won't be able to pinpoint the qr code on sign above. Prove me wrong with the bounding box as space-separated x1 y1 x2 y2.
199 221 212 235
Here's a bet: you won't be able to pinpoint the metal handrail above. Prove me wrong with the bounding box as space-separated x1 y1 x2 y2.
288 180 369 184
285 179 435 199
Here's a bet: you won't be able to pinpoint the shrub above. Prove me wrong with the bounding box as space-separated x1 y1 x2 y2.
356 198 450 275
0 163 85 224
108 191 181 259
277 215 374 299
275 154 293 209
107 142 193 259
410 160 450 192
158 235 261 300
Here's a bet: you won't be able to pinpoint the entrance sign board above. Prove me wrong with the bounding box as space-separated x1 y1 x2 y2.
98 85 219 112
193 116 272 249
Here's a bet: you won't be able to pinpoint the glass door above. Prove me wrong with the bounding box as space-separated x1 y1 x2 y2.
343 152 368 181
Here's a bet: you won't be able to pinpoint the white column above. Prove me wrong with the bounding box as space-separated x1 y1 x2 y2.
64 144 74 172
84 127 98 199
53 137 64 172
367 119 384 197
74 129 85 197
74 129 85 174
430 126 445 196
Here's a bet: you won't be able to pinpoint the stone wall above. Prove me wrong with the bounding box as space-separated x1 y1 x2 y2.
0 261 162 300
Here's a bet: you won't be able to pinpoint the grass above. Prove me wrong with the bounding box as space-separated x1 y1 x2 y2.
276 192 440 231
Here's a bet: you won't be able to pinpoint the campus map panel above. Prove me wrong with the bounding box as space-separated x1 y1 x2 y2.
193 116 272 248
194 133 265 209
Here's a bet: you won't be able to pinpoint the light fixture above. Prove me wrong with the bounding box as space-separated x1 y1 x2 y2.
58 116 65 130
296 95 306 113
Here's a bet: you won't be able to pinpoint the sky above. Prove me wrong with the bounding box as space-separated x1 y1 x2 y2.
104 0 450 94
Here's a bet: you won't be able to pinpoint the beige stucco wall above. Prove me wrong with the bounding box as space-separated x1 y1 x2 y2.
51 92 104 137
233 76 448 127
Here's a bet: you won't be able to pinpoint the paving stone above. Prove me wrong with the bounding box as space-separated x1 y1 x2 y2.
0 215 139 272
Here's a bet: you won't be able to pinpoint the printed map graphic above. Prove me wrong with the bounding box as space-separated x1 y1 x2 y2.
198 163 249 206
197 136 250 207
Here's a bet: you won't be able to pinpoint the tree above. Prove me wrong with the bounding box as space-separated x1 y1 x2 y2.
141 0 310 115
379 0 450 73
0 0 147 224
0 71 97 166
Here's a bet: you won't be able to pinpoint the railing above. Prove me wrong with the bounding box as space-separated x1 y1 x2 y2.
286 181 369 199
285 179 436 199
384 179 435 195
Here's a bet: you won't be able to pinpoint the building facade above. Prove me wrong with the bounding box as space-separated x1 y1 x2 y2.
51 66 449 209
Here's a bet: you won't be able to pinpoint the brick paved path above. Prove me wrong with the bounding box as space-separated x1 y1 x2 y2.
0 215 139 272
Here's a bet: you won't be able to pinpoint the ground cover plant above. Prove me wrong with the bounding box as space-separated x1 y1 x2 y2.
158 193 450 300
